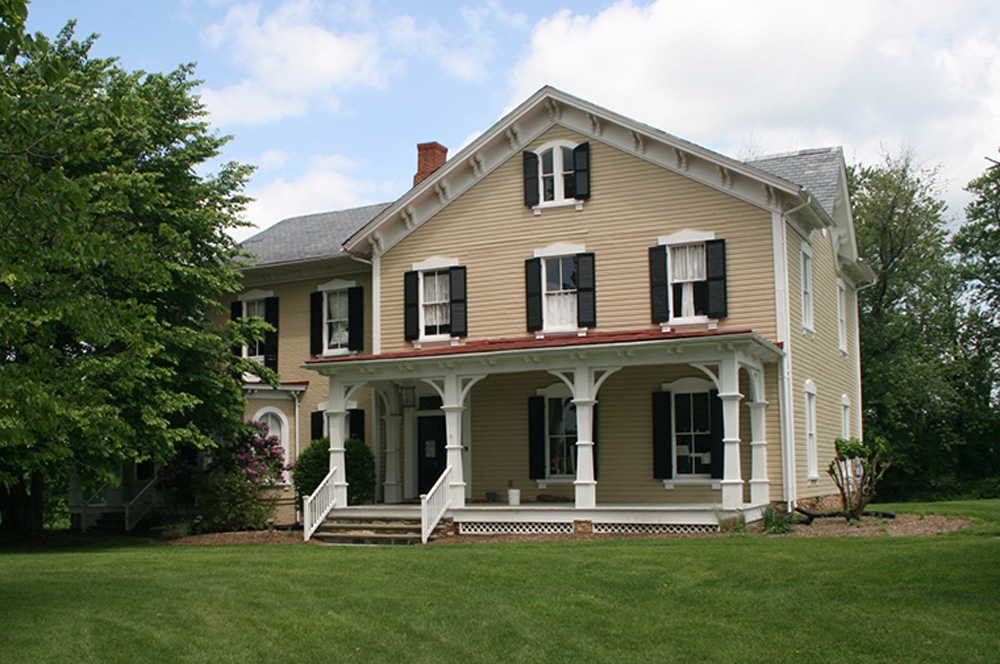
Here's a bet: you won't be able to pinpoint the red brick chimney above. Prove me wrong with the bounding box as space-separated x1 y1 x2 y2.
414 142 448 186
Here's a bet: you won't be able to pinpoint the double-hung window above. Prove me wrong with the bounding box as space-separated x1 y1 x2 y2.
801 243 814 333
649 231 727 325
652 378 723 486
254 407 289 484
404 259 467 343
231 292 278 372
837 279 848 353
526 244 595 333
528 383 596 484
805 380 818 482
310 280 364 355
522 141 590 209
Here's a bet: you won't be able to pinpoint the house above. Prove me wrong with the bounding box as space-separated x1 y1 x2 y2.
230 86 873 540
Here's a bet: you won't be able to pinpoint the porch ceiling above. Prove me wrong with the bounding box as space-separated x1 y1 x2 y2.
302 329 782 383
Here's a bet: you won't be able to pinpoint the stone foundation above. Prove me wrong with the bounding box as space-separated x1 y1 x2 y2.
796 494 843 512
573 519 593 534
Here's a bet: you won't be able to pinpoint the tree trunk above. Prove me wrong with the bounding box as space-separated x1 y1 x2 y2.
0 472 45 537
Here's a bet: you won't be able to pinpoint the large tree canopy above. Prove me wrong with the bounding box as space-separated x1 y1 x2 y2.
0 14 265 533
852 153 1000 499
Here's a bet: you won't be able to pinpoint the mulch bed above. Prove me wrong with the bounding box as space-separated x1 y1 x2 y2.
0 513 972 548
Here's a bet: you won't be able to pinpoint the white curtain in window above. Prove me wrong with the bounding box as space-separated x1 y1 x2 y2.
670 244 706 282
423 272 450 329
546 292 577 329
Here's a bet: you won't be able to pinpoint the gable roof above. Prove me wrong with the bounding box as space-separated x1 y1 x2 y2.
746 147 843 217
240 202 391 267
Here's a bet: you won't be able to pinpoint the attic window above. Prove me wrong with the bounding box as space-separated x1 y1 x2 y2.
523 141 590 209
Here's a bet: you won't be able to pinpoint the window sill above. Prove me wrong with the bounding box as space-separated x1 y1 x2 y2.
412 336 461 350
535 328 588 340
660 318 718 333
663 479 721 490
802 326 816 338
536 478 575 489
532 199 585 215
321 348 351 359
807 475 820 485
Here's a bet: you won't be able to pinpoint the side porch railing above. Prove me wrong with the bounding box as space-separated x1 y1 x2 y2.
420 465 452 544
125 476 158 531
80 484 109 532
303 467 338 541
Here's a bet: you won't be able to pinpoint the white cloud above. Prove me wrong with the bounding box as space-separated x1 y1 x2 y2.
200 0 386 126
234 154 403 241
509 0 1000 219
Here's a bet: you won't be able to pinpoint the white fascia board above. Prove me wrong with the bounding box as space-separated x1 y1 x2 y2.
301 332 784 384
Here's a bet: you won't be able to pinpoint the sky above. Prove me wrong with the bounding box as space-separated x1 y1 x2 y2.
25 0 1000 242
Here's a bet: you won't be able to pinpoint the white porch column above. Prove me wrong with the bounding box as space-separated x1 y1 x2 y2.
718 356 744 510
747 401 770 505
426 373 485 509
550 365 620 510
324 378 351 508
381 387 403 504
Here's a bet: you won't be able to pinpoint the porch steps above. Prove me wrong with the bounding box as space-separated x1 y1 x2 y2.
89 512 126 532
311 516 451 545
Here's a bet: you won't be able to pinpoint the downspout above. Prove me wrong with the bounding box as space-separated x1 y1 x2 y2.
778 193 813 513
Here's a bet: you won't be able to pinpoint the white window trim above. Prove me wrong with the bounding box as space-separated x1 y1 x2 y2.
837 279 848 354
659 377 720 489
412 257 460 345
534 382 577 487
805 380 818 483
316 279 356 357
801 243 814 335
658 230 718 330
532 140 586 213
252 406 291 486
534 243 588 336
237 291 274 380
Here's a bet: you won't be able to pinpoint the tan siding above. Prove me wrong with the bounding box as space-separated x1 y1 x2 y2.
379 125 777 353
467 364 783 504
786 226 862 499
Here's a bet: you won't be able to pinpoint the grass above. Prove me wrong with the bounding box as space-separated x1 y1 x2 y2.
1 500 998 664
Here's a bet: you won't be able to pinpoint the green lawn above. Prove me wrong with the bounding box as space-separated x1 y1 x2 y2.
2 500 998 664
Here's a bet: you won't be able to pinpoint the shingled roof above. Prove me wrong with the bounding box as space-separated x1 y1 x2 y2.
746 147 843 216
241 202 392 267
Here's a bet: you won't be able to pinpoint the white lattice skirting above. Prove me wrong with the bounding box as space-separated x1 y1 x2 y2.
592 522 719 535
458 521 574 535
457 521 719 535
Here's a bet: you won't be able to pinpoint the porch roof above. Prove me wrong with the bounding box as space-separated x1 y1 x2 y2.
302 329 783 380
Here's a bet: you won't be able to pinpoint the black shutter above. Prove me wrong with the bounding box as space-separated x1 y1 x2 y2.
523 151 539 207
348 286 364 351
572 142 590 200
349 409 365 442
525 258 543 332
230 300 243 356
311 411 325 442
649 245 670 323
710 389 724 480
705 239 727 318
528 396 546 479
449 266 467 337
404 271 419 340
576 252 596 328
263 296 279 371
652 391 673 479
310 291 323 356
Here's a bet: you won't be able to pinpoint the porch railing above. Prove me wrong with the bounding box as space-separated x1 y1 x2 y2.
303 467 338 541
420 465 452 544
125 476 158 531
81 484 108 533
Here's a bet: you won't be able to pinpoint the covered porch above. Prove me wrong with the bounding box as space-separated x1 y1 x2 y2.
302 330 783 541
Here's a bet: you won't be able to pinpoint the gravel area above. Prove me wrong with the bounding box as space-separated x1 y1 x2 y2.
150 513 971 546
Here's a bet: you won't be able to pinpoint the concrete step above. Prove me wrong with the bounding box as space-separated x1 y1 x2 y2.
312 516 450 545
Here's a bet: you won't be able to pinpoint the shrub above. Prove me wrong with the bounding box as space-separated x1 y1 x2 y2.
828 436 890 522
761 505 796 534
293 437 376 507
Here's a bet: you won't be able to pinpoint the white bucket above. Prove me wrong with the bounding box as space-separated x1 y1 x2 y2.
507 489 521 506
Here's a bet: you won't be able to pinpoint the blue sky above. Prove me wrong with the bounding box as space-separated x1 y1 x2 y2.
26 0 1000 240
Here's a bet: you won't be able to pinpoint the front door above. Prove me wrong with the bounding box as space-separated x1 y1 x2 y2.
417 415 447 495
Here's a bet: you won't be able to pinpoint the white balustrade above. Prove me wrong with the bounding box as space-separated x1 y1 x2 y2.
420 465 452 544
80 484 108 533
303 467 338 541
125 477 158 531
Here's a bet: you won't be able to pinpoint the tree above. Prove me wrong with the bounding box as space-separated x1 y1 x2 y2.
851 151 1000 498
292 437 375 507
828 437 890 521
954 154 1000 319
0 11 265 535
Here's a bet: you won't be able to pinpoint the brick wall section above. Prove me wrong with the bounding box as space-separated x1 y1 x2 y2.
414 142 448 186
